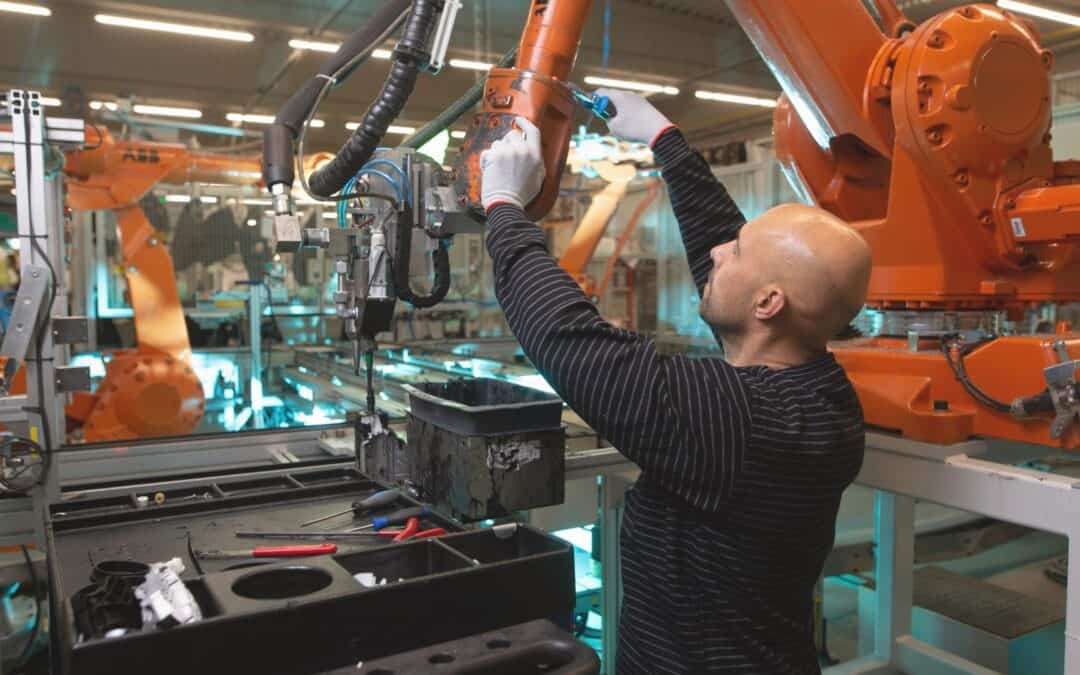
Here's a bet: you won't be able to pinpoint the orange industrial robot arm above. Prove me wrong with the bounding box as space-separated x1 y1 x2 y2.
725 0 1080 448
62 132 265 441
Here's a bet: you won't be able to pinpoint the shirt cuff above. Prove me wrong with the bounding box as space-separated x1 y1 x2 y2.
651 126 694 168
486 202 530 229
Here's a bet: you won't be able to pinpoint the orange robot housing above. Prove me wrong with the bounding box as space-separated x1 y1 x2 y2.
455 0 593 220
727 1 1080 448
64 131 264 442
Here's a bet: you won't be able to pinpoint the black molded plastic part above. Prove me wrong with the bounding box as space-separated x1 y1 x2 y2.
404 377 562 435
318 619 600 674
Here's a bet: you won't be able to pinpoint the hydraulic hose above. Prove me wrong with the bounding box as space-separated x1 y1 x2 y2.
393 208 451 308
262 0 412 189
309 0 442 197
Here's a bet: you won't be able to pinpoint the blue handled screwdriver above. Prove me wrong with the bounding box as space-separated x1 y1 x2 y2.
567 83 617 121
300 489 402 527
347 505 432 532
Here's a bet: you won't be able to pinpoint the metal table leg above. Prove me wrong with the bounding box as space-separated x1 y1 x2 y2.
600 471 630 675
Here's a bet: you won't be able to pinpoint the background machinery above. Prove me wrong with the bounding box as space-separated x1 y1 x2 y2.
726 0 1080 449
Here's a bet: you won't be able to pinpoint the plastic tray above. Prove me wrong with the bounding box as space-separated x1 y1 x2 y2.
46 466 576 675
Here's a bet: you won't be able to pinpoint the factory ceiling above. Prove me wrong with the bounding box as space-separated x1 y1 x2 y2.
3 0 1080 151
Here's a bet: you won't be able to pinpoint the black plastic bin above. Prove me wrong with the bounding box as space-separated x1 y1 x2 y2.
404 377 562 435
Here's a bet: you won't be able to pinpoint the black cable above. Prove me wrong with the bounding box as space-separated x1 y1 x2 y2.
390 205 451 309
260 280 278 373
16 544 40 669
941 337 1012 413
308 0 443 197
265 2 412 197
0 436 48 493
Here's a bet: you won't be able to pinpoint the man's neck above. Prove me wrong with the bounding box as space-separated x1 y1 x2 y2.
721 334 825 370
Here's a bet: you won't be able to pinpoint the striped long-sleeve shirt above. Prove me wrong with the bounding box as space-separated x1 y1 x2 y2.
486 128 865 674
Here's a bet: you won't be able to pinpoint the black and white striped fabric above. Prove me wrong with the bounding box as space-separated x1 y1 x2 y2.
486 128 865 674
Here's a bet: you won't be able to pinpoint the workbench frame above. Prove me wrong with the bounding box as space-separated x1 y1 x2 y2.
828 432 1080 675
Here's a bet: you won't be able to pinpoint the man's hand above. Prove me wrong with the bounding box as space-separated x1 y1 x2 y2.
595 88 675 147
480 116 546 212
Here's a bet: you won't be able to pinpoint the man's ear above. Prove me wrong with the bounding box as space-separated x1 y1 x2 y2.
753 285 785 321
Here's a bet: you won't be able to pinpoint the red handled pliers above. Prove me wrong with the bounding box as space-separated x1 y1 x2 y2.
379 517 447 543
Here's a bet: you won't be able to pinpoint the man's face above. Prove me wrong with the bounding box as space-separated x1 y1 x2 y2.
700 229 759 336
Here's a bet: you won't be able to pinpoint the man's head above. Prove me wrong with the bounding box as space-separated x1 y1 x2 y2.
700 204 872 356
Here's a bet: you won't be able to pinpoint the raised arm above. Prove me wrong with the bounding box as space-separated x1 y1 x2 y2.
651 128 746 296
480 119 753 509
595 89 747 344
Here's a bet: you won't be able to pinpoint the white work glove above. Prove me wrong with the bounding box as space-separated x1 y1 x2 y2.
480 116 546 211
594 88 675 147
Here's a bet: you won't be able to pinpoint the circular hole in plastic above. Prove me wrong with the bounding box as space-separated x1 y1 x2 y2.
487 639 512 650
232 566 333 600
92 560 150 582
428 653 455 664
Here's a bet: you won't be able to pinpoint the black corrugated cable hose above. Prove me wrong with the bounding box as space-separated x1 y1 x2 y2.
392 208 451 309
309 0 443 197
262 0 412 189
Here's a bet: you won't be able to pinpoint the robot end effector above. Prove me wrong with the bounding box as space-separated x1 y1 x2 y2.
261 0 595 391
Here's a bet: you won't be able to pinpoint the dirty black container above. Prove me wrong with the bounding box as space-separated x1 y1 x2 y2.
403 377 563 435
403 378 566 522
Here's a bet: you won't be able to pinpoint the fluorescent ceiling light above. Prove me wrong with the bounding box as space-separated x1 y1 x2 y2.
345 122 416 134
94 14 255 43
165 195 217 204
998 0 1080 25
583 76 679 95
246 218 257 226
451 130 467 139
449 58 493 71
288 38 391 59
289 38 337 53
242 198 272 206
322 212 339 220
0 2 51 17
40 97 61 107
133 104 202 119
90 101 118 111
695 90 778 108
226 112 324 128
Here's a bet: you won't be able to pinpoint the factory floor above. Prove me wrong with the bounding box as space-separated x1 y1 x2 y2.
553 526 1069 674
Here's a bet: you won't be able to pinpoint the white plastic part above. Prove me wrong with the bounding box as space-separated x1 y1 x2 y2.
354 572 378 587
135 558 203 630
427 0 463 73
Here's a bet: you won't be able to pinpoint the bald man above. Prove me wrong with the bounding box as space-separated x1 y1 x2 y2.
480 89 871 675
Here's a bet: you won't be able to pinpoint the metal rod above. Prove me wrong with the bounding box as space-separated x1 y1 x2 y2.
299 506 356 528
